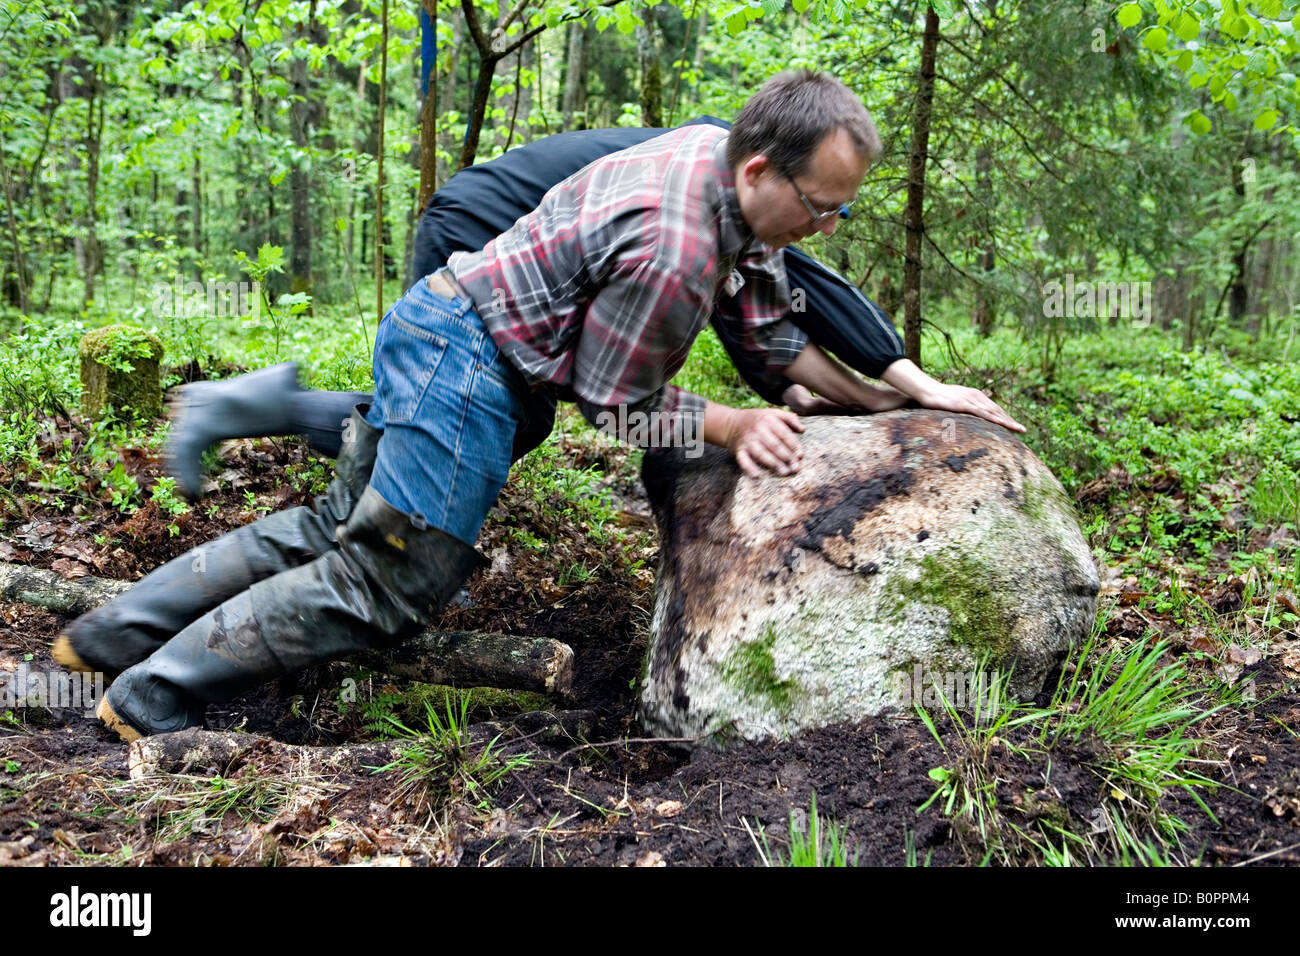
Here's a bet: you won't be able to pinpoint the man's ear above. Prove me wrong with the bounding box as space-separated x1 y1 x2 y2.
740 153 775 188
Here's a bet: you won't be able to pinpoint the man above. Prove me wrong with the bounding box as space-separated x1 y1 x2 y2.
60 71 1017 741
164 118 1018 489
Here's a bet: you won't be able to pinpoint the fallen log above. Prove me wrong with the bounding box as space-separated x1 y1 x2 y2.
0 562 131 616
0 561 572 694
351 631 573 696
127 712 594 779
126 728 406 780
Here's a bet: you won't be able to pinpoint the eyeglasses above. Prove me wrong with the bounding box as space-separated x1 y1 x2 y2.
783 170 855 223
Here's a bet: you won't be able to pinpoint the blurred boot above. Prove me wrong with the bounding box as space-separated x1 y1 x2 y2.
165 362 302 498
54 406 381 680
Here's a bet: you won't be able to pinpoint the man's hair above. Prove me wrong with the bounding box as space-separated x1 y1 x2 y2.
726 70 881 176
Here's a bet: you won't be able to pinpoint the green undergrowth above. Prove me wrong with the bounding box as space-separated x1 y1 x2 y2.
914 615 1223 867
376 694 533 819
747 793 855 867
929 325 1300 569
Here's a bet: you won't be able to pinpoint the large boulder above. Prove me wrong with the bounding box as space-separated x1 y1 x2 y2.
638 410 1099 744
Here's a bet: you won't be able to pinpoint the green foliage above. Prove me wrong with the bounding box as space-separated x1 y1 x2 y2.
748 793 854 866
79 324 161 375
929 324 1300 566
507 426 629 553
670 326 764 408
914 624 1219 866
0 320 81 418
377 694 533 815
233 244 312 362
1115 0 1300 143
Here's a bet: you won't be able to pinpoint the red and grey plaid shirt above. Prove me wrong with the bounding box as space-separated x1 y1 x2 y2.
448 125 807 443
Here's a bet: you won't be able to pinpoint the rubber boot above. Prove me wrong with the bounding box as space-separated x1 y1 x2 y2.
165 362 304 499
98 486 487 740
55 406 382 681
294 389 374 459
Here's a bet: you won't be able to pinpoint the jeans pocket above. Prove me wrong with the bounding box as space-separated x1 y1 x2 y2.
375 312 450 426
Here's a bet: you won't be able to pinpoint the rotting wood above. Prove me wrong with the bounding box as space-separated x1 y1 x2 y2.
126 728 406 780
351 630 573 695
126 711 594 780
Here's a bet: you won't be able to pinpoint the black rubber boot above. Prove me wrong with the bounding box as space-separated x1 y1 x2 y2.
99 486 487 740
291 389 374 459
55 406 382 681
165 362 304 499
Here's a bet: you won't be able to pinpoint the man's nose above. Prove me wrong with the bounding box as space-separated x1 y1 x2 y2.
817 215 839 237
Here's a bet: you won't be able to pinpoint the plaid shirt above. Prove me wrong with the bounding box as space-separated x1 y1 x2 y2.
448 125 807 444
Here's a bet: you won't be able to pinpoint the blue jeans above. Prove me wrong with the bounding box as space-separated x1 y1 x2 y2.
364 272 531 546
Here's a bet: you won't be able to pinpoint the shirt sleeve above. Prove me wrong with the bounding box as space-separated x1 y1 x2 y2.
569 255 711 449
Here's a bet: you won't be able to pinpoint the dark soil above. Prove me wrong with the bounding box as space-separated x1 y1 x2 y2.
1 419 1298 867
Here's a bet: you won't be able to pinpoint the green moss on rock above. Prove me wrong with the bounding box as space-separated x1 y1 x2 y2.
888 552 1016 659
720 623 799 715
78 324 165 420
1019 471 1071 522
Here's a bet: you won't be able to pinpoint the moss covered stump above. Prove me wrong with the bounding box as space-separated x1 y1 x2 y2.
78 324 165 420
638 410 1099 744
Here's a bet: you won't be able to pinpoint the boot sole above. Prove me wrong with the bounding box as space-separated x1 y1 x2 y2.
53 634 117 684
52 635 92 673
96 695 144 744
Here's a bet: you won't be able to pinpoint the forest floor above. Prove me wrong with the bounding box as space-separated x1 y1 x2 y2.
1 413 1299 867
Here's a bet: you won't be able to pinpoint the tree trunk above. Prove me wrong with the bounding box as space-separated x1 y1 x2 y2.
417 0 439 212
1229 144 1249 326
637 9 663 128
289 44 312 296
502 39 534 149
0 126 30 312
561 21 588 131
401 46 423 289
376 0 390 316
435 11 462 186
902 5 940 367
458 58 497 170
190 146 203 280
81 66 105 310
971 146 995 335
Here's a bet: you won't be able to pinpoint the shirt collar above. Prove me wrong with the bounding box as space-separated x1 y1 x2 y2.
711 134 759 262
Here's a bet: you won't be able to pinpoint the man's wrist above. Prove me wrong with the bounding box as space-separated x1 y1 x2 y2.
703 400 740 450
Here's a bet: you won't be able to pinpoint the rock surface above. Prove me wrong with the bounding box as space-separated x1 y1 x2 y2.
638 410 1099 743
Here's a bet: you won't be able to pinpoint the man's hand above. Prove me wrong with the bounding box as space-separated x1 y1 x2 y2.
916 381 1025 433
711 406 805 478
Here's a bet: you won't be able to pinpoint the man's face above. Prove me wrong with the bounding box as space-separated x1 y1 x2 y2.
735 127 870 248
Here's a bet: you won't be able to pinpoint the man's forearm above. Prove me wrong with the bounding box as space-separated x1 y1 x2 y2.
879 358 941 404
701 400 739 448
784 343 910 411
